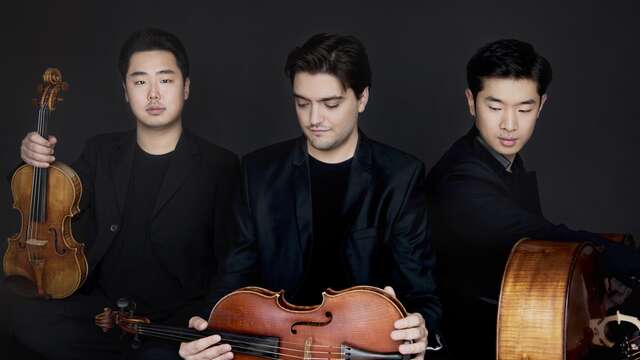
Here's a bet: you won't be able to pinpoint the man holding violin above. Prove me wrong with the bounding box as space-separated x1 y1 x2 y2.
178 33 444 360
13 28 239 359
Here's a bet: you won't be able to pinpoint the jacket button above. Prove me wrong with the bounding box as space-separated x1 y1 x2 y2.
109 224 119 232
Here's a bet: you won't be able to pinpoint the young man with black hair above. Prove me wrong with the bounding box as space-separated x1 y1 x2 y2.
13 28 239 360
178 33 443 360
427 38 640 359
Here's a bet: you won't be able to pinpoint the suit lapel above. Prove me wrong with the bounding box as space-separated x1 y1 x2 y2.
109 132 136 215
151 131 199 220
340 133 373 226
291 137 313 258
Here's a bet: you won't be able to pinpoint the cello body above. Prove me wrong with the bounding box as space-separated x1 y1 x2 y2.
497 239 605 360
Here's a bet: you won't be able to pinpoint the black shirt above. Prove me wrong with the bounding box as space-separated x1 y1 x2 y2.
296 155 352 305
98 144 180 315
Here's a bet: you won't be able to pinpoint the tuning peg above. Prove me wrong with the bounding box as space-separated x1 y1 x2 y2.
117 298 130 311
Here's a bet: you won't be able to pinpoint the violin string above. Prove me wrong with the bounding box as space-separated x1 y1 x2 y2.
137 327 345 360
26 107 42 263
138 323 342 349
137 324 347 356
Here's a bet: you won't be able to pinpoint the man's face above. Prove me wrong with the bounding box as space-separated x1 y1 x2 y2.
123 50 190 130
293 72 368 162
465 77 547 161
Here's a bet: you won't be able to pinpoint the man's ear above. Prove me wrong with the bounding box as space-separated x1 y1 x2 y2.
183 77 191 101
464 88 476 117
357 87 369 113
538 94 548 116
122 82 129 103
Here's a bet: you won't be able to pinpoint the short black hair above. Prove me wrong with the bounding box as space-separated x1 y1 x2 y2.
284 33 372 97
467 39 552 98
118 28 189 81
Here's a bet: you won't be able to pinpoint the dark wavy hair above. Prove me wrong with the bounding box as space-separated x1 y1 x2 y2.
284 33 372 98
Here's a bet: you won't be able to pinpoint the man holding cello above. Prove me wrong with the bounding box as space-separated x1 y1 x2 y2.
13 28 239 359
178 33 444 360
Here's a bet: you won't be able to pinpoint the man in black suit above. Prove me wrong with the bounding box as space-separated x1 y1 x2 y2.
427 39 640 359
179 33 443 360
13 28 239 359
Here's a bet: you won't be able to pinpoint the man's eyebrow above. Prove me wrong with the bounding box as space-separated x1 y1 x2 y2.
157 69 176 75
517 99 537 105
128 71 147 77
293 94 344 102
485 96 503 103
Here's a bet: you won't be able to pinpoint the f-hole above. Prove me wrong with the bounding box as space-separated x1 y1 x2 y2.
49 227 66 255
290 312 333 334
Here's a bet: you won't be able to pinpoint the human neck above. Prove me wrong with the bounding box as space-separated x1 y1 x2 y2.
136 121 183 155
307 130 358 164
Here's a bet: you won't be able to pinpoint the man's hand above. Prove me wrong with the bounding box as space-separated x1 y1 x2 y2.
383 286 428 360
178 316 234 360
21 132 57 168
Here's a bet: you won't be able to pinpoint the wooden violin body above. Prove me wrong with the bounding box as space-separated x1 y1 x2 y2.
497 239 605 360
3 68 88 299
96 286 410 360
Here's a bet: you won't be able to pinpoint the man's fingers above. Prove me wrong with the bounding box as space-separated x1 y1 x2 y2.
26 132 50 146
24 141 55 156
383 286 396 298
391 327 426 341
179 334 226 359
188 316 209 331
21 148 54 166
394 313 424 329
48 135 58 145
398 340 426 355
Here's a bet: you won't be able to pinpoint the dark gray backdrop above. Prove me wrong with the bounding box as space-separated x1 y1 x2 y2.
1 0 638 353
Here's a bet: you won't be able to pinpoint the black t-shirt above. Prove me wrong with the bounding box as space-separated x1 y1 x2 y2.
295 155 352 305
98 144 181 315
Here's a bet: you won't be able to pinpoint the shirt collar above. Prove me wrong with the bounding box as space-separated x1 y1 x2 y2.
476 136 514 173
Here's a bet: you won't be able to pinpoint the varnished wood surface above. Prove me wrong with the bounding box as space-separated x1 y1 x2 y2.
4 162 87 299
497 239 604 360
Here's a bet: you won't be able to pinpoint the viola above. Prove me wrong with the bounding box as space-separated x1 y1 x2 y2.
95 286 411 360
3 68 88 299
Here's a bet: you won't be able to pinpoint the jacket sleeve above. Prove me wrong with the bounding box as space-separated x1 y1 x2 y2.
434 160 640 281
195 156 261 319
389 162 443 348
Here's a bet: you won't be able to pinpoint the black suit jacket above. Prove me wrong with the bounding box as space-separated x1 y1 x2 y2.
212 133 442 335
72 129 239 322
427 127 640 303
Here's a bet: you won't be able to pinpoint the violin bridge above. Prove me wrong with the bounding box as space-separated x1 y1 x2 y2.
304 337 313 360
26 238 48 246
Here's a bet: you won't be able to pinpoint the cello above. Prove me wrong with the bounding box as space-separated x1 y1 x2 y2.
3 68 88 299
497 238 638 359
96 286 412 360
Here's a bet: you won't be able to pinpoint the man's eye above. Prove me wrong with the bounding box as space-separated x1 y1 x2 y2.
518 109 533 113
296 102 309 108
325 102 340 109
160 79 173 84
489 106 501 111
134 80 145 86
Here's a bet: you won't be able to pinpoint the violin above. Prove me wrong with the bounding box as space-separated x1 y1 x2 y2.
3 68 88 299
95 286 411 360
